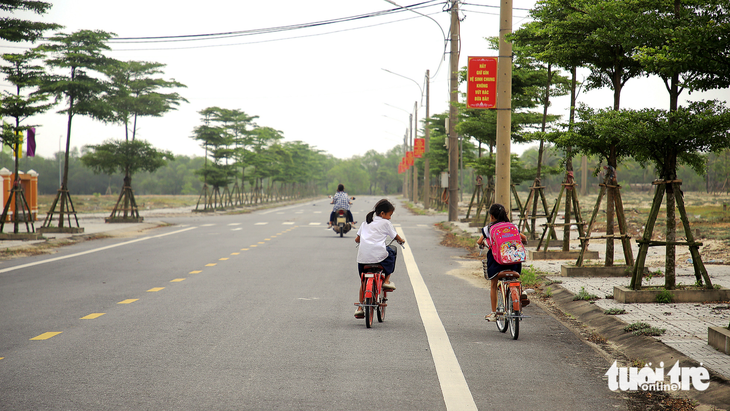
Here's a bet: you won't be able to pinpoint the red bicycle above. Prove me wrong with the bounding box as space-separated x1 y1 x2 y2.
355 241 403 328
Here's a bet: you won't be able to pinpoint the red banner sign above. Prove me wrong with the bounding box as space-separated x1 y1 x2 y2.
406 151 414 167
467 57 497 109
414 138 425 158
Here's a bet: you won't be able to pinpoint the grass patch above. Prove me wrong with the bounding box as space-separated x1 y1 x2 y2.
519 265 541 288
623 322 666 336
655 290 673 304
573 287 599 301
402 202 428 215
604 308 626 315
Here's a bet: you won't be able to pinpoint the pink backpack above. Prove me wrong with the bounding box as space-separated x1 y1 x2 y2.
485 222 526 265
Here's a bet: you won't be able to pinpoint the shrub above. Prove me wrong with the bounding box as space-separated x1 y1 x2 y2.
573 287 599 301
604 308 626 315
623 322 666 336
655 290 673 304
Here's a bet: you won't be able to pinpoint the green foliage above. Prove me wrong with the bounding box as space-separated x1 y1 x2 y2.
0 50 55 152
0 0 62 43
102 60 187 141
36 30 117 123
604 308 626 315
80 139 174 176
624 322 652 332
573 286 599 301
519 265 540 288
326 158 369 194
655 290 674 304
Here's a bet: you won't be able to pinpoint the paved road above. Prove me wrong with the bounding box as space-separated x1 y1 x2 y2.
0 197 627 410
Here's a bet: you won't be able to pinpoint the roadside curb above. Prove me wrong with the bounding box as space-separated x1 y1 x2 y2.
544 285 730 410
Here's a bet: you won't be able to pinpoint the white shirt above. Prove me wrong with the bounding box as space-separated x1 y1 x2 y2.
356 216 398 263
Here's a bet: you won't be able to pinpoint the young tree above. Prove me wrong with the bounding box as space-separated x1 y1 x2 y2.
0 50 55 234
0 0 59 235
35 30 116 232
101 60 187 220
191 108 233 210
623 102 730 290
626 0 730 290
80 140 174 221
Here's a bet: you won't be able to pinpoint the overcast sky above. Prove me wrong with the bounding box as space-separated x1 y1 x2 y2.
2 0 727 162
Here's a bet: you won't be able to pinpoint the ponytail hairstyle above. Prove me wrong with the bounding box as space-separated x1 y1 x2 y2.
488 203 510 224
366 199 396 224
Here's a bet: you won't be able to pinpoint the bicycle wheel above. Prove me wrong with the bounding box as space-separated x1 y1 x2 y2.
365 297 374 328
508 287 520 340
496 287 508 333
377 291 386 322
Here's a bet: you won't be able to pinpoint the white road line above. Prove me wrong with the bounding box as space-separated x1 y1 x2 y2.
254 222 268 225
231 228 243 231
228 223 242 226
0 227 199 274
201 224 215 227
282 222 295 225
309 222 321 226
396 227 478 411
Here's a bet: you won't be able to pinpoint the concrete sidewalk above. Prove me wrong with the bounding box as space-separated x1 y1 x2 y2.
452 219 730 408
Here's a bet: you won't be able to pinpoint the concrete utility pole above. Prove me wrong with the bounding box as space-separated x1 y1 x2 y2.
423 69 431 208
408 113 413 201
403 130 408 196
495 0 513 214
447 0 459 221
412 101 418 203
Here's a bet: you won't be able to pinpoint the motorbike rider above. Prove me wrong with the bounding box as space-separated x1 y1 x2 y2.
328 184 356 227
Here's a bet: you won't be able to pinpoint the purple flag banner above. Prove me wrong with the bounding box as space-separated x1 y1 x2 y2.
27 127 36 157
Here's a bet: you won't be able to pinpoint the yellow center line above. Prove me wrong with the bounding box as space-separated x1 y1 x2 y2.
30 332 62 340
189 270 202 274
147 287 165 292
118 299 138 304
206 263 217 266
241 248 249 251
250 245 258 248
219 257 229 261
80 313 105 320
264 238 271 241
257 242 265 244
230 252 239 255
170 278 185 282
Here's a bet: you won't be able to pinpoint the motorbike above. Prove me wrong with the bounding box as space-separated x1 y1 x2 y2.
332 207 352 237
329 196 355 237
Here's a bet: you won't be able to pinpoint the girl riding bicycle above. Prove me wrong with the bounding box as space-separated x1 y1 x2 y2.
353 199 405 318
477 203 527 322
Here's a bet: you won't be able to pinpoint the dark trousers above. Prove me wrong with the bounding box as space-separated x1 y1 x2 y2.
358 246 397 276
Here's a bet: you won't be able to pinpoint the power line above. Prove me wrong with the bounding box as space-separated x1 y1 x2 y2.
108 1 442 44
462 2 533 11
109 11 445 52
